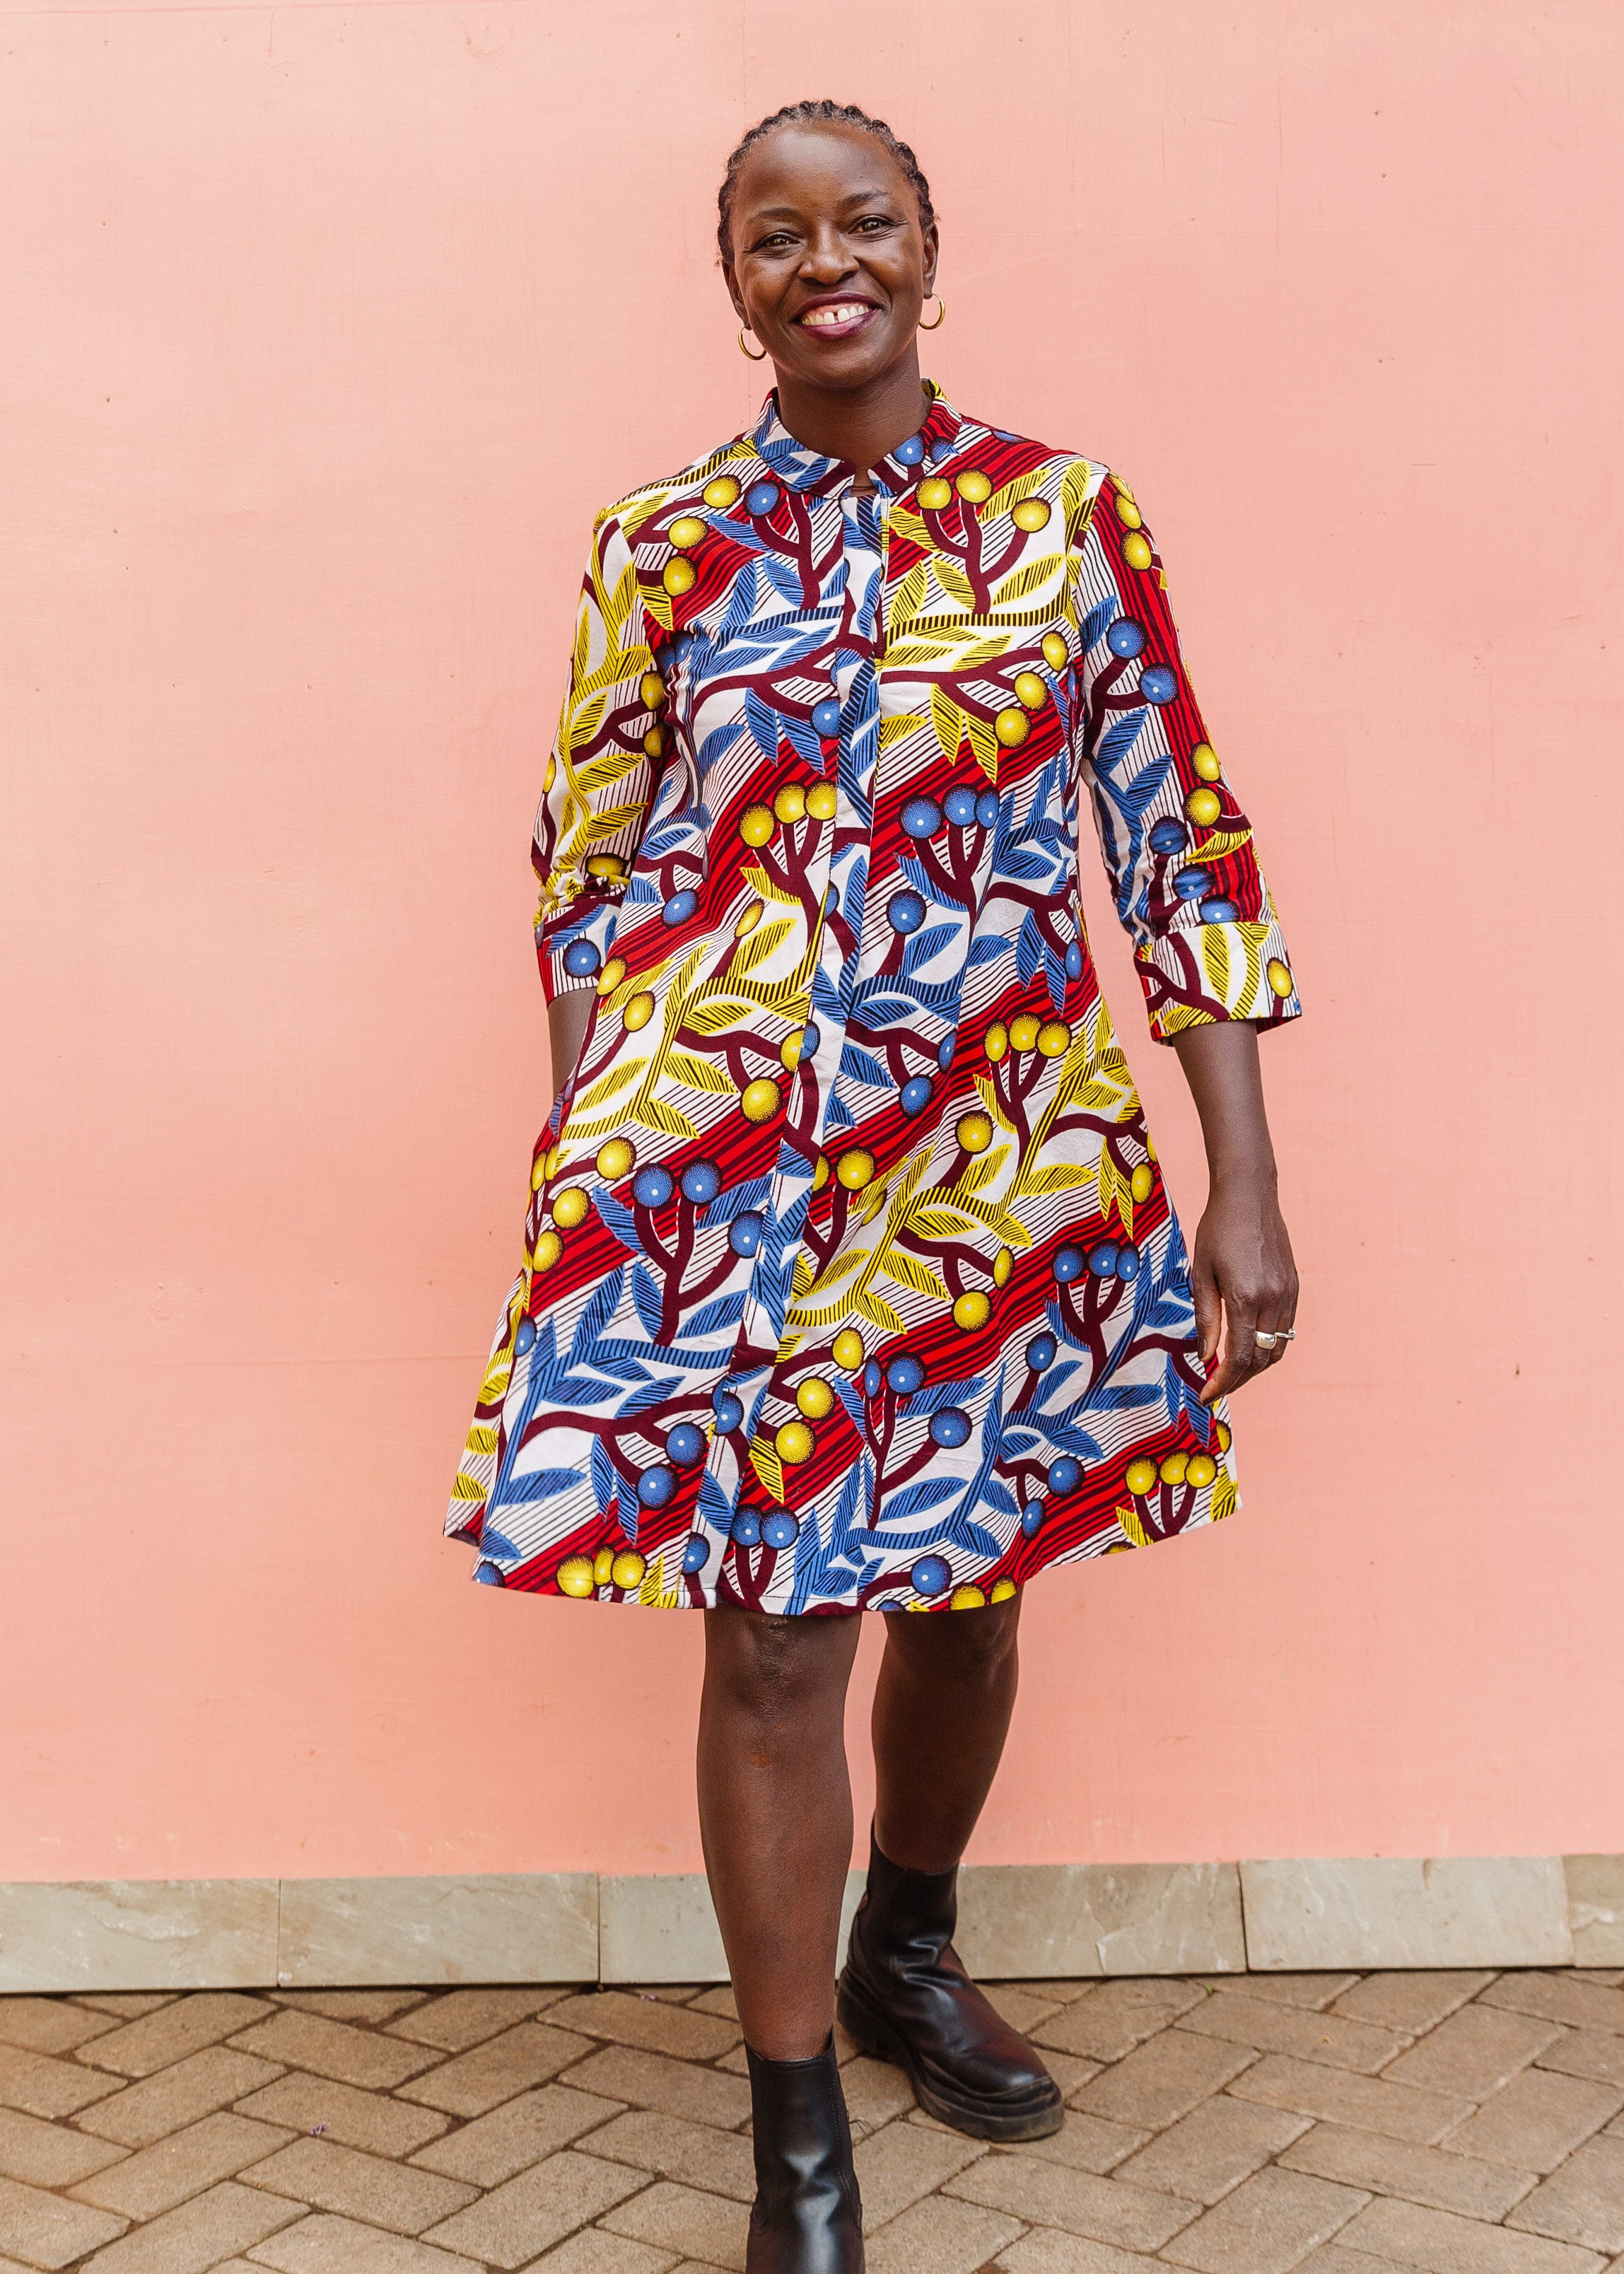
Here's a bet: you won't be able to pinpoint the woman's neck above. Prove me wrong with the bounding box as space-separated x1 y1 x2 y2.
770 355 929 487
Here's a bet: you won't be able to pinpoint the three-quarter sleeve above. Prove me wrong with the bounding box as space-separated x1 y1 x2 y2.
1068 471 1301 1044
532 508 667 1003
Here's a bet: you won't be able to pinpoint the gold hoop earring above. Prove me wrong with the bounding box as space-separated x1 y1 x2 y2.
737 329 768 361
918 295 946 331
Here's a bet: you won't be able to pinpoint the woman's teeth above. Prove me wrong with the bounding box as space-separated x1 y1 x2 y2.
802 304 871 327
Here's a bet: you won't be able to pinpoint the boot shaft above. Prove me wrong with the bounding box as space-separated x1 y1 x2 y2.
851 1833 963 1981
744 2034 863 2272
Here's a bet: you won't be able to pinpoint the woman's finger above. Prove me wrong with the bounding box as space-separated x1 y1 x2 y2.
1192 1247 1223 1372
1200 1284 1254 1404
1248 1289 1298 1372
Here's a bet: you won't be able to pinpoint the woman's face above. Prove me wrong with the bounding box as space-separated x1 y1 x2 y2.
725 123 938 395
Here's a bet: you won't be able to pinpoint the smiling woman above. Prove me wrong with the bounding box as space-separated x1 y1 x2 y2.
448 97 1300 2272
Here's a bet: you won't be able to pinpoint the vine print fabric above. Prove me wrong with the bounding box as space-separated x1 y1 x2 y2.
448 386 1299 1612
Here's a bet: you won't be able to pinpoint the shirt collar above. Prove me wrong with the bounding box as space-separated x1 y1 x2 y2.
746 381 966 498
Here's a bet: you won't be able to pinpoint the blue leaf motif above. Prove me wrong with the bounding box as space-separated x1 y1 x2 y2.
839 1044 887 1088
1081 595 1117 653
1015 909 1043 986
683 1292 749 1337
745 688 781 763
595 1194 642 1256
590 1438 618 1517
631 1262 665 1341
875 1476 959 1524
499 1468 583 1503
1094 711 1147 776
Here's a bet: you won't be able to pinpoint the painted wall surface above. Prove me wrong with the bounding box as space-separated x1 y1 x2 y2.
4 2 1620 1886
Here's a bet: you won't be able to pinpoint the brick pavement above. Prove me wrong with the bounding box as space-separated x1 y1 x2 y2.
0 1969 1621 2272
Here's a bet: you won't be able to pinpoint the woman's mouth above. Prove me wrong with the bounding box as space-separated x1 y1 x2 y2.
796 302 879 340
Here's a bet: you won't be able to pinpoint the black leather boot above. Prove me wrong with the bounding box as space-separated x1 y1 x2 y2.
744 2034 864 2274
836 1829 1063 2140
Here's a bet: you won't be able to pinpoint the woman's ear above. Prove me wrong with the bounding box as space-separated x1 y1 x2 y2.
921 222 940 300
723 260 747 325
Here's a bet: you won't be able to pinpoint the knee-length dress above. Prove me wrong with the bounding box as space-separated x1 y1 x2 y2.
447 385 1299 1612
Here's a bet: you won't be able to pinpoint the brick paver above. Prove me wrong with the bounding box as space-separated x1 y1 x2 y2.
76 1995 273 2081
1176 1994 1406 2075
397 2027 601 2120
1 1964 1621 2270
1112 2094 1307 2202
1439 2067 1624 2171
1158 2165 1367 2271
0 2171 128 2268
69 2109 291 2218
1277 2118 1536 2218
0 2106 129 2189
74 2048 285 2147
410 2084 624 2190
1338 2191 1611 2268
80 2177 303 2271
235 2070 453 2158
1507 2133 1624 2253
1383 2004 1564 2099
1226 2053 1473 2143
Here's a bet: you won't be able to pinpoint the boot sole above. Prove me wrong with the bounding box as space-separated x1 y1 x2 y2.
836 1974 1065 2142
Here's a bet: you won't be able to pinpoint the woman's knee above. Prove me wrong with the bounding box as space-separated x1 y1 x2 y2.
703 1607 859 1723
883 1594 1022 1687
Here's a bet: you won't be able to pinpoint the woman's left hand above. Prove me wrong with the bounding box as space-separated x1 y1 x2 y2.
1169 1020 1298 1405
1190 1167 1299 1404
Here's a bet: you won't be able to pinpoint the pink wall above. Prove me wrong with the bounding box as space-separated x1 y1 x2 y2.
4 1 1621 1885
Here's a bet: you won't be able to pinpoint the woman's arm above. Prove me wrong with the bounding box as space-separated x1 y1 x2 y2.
548 991 595 1117
1170 1021 1297 1403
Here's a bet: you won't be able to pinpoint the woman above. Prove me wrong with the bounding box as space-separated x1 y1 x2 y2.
450 100 1299 2272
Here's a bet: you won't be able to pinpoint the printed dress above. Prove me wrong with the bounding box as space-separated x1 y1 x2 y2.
447 385 1299 1612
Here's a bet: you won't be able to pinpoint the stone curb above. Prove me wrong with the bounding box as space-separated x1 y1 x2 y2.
0 1857 1617 1993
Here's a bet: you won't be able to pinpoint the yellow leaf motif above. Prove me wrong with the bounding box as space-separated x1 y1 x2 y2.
749 1437 785 1505
933 556 975 610
981 466 1053 520
666 1048 738 1097
1201 924 1232 999
1097 1150 1134 1240
1158 1002 1215 1037
889 563 931 628
1061 459 1100 537
991 558 1065 610
1017 1162 1092 1197
882 1249 950 1301
908 1204 981 1240
854 1290 907 1336
1117 1501 1151 1549
633 1096 698 1141
638 1551 680 1608
931 687 964 761
570 1059 642 1114
965 716 998 781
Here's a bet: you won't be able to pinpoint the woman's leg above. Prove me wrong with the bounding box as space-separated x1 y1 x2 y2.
871 1594 1023 1867
699 1607 863 2058
840 1592 1062 2141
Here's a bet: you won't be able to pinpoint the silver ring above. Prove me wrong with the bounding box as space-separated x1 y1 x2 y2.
1254 1329 1295 1349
